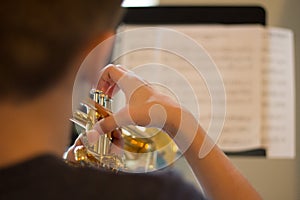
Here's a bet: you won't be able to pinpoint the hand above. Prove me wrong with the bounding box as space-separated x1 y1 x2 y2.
91 64 182 139
65 135 84 163
65 129 124 162
85 65 262 200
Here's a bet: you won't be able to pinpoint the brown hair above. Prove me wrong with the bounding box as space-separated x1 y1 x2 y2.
0 0 123 100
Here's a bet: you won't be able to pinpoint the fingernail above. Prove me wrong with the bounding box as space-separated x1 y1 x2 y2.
86 130 100 145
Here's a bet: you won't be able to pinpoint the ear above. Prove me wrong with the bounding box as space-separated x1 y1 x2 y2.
72 30 117 87
91 31 115 48
82 30 116 59
73 30 116 69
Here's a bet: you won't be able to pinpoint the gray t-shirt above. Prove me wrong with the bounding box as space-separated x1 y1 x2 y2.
0 154 205 200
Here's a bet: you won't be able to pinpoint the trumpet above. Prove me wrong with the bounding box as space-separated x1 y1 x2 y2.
70 89 178 172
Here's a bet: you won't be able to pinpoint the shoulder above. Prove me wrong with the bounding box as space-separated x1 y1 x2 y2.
0 154 205 200
133 169 205 200
63 160 205 199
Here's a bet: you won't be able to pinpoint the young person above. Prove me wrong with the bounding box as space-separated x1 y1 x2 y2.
0 1 262 199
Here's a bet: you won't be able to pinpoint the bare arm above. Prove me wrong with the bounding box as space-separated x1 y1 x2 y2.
85 64 262 200
164 105 262 200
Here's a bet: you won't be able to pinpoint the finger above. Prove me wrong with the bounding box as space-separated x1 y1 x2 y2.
65 146 76 162
97 64 128 97
110 138 124 157
112 129 122 139
93 115 118 135
97 78 118 98
106 84 118 98
91 118 124 157
115 64 130 72
110 129 124 157
92 106 137 136
97 64 124 92
64 134 85 162
74 134 84 146
97 65 147 99
86 129 101 145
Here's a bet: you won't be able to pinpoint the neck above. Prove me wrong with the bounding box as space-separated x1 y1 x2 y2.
0 82 73 168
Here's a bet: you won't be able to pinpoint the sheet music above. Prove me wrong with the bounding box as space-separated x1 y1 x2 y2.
113 24 295 158
261 28 295 158
162 25 264 151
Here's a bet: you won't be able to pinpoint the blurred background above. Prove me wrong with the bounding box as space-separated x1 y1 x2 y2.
122 0 300 199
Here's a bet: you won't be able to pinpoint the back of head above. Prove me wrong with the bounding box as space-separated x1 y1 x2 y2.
0 0 123 101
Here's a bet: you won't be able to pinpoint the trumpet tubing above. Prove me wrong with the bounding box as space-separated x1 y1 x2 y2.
70 90 177 172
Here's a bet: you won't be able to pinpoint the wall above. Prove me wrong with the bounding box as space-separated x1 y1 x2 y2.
159 0 300 199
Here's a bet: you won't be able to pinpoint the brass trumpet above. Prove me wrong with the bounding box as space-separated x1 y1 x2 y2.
70 90 178 172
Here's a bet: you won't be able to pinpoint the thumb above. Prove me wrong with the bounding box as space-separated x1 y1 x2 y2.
93 115 118 136
86 116 117 145
90 107 136 143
